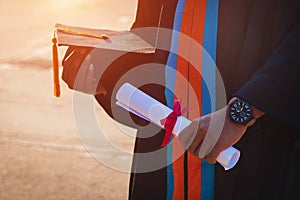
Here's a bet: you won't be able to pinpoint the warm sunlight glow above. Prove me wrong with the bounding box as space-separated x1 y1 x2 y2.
0 0 137 198
53 0 84 7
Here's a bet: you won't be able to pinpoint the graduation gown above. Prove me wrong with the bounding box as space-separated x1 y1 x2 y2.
95 1 176 198
94 0 300 199
216 0 300 199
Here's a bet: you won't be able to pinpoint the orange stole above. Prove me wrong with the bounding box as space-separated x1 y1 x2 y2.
172 0 206 199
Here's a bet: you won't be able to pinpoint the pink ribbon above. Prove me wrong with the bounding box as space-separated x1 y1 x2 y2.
160 100 189 146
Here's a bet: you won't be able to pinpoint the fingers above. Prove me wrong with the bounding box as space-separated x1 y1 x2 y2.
178 117 201 150
83 53 99 94
85 63 96 90
188 127 206 157
177 117 210 159
62 48 79 87
205 143 223 164
65 49 92 91
179 117 208 158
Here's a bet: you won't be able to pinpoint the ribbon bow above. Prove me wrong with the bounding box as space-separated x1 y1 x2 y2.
160 99 189 146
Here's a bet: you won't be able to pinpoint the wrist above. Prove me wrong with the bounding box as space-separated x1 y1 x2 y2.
252 106 265 119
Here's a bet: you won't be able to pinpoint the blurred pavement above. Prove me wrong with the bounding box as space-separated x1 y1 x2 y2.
0 0 137 199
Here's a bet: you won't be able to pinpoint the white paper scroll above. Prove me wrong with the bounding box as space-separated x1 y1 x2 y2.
116 83 240 170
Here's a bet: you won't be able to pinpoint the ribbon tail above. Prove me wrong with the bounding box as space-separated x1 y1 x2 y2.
161 130 173 147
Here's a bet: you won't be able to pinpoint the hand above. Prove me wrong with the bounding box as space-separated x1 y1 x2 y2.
179 98 264 164
198 107 248 164
61 46 106 95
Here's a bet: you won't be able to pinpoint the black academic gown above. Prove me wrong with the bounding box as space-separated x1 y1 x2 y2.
94 0 177 199
94 0 300 199
215 0 300 199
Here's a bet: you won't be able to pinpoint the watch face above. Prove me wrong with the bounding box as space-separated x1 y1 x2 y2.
229 99 253 124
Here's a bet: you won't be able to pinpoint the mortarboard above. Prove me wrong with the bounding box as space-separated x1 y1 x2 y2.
52 23 159 97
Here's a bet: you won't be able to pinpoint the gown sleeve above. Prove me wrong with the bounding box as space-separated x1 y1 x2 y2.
235 22 300 128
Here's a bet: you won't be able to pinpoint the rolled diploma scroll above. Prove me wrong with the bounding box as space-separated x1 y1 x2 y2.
116 83 240 170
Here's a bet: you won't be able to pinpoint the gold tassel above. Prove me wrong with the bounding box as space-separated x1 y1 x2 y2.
51 27 109 97
52 31 60 97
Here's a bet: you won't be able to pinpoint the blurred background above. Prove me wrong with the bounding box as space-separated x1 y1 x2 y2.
0 0 138 199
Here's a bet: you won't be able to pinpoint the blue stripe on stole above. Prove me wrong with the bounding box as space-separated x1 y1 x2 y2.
201 0 219 200
165 0 186 200
165 0 186 109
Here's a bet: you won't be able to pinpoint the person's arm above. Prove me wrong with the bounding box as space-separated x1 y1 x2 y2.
197 98 265 164
180 22 300 164
234 22 300 128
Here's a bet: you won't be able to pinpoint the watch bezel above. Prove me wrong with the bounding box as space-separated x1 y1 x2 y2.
229 98 254 125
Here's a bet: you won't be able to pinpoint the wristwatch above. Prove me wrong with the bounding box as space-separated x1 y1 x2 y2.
229 98 254 125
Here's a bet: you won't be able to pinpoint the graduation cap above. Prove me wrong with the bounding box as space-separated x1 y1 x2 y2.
51 23 159 97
